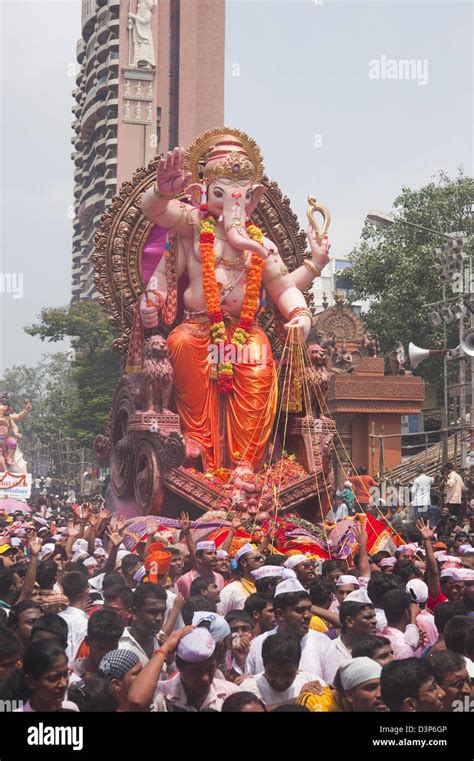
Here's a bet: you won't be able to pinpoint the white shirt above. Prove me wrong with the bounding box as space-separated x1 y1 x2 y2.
375 608 388 632
118 627 161 667
445 471 465 503
464 656 474 678
58 607 89 663
217 580 250 616
326 503 348 523
165 589 184 630
245 629 331 682
241 670 325 707
325 635 351 685
411 475 434 507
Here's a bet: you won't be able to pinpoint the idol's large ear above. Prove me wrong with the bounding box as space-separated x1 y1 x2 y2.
185 183 202 207
246 184 266 215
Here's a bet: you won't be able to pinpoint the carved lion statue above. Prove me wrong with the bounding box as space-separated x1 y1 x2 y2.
141 335 174 414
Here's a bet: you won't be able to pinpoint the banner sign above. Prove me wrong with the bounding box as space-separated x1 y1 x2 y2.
0 473 32 499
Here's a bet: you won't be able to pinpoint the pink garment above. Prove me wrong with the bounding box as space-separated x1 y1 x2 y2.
176 569 225 600
15 699 79 712
329 595 339 614
379 625 418 659
415 610 438 656
152 674 240 712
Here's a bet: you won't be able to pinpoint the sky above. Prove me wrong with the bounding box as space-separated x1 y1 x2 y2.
0 0 472 371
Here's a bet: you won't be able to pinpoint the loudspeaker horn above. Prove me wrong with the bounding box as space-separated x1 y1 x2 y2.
408 342 448 369
460 328 474 357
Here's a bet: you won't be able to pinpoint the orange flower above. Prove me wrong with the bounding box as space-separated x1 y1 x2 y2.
200 214 265 394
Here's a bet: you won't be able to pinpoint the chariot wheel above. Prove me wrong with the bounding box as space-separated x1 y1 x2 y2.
133 438 164 515
109 380 135 498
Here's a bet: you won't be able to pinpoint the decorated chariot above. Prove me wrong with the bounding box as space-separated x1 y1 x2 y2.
92 129 348 531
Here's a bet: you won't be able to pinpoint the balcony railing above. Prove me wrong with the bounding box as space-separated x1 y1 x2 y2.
81 0 97 42
76 39 86 64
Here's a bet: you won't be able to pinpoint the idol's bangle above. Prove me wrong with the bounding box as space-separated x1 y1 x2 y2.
289 306 312 321
303 258 322 276
153 182 179 200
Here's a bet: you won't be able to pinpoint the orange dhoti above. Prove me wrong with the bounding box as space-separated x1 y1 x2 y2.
167 318 278 470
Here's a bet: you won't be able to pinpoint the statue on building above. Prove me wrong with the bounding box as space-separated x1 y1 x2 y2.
0 393 31 474
361 331 380 357
128 0 156 69
388 341 407 375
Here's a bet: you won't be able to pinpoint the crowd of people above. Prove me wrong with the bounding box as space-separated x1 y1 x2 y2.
0 485 473 714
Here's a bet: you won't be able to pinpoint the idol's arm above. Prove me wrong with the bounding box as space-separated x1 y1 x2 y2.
290 228 331 292
263 244 312 339
141 146 198 237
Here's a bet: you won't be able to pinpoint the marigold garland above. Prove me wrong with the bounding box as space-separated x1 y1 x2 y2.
199 214 265 393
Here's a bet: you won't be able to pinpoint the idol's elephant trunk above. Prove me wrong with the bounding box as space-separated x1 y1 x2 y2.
222 192 267 259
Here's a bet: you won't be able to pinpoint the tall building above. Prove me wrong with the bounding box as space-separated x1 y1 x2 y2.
71 0 225 300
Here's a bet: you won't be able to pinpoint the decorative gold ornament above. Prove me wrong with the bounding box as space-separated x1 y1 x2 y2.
306 195 331 245
184 127 264 185
303 259 322 276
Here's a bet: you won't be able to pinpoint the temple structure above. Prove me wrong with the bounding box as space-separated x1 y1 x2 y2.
313 295 425 484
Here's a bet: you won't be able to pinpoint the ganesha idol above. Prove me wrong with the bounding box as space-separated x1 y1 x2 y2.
137 128 331 474
0 393 31 474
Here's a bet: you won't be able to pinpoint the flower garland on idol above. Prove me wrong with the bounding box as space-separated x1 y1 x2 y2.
200 212 265 394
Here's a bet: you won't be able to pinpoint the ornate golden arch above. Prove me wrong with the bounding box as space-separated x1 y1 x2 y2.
92 155 313 356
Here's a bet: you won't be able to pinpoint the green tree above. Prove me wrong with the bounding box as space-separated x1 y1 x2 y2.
25 301 121 446
0 353 77 444
346 170 474 393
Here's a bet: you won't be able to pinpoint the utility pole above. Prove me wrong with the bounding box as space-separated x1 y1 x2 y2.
80 447 85 495
441 281 449 465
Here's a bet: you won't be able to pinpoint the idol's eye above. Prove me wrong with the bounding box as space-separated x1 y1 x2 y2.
246 190 252 200
213 188 224 199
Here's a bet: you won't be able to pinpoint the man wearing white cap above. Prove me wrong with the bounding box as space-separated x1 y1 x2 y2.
218 544 264 616
380 557 397 573
283 555 315 589
245 578 331 682
335 575 360 607
406 579 438 654
342 481 355 515
339 657 386 712
129 626 240 712
176 541 225 600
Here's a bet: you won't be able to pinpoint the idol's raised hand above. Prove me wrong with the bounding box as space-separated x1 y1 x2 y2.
307 226 331 273
157 146 192 198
